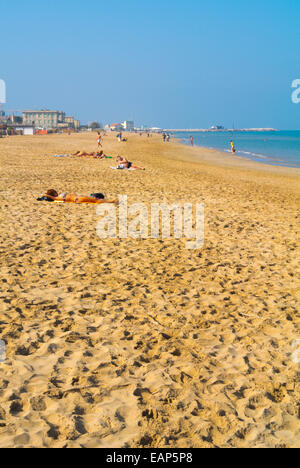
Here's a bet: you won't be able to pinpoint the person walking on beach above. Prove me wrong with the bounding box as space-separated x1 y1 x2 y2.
230 140 236 153
190 135 194 146
162 132 166 142
97 132 102 148
166 134 170 142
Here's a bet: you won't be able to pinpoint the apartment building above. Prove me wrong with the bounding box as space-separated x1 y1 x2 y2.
23 110 66 129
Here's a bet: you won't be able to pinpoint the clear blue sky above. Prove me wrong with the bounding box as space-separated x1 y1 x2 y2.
1 0 299 129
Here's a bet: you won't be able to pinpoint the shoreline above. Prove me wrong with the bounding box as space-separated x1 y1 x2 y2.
166 128 278 132
168 133 300 172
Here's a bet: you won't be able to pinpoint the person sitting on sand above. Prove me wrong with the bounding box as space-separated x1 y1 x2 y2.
92 150 106 159
41 189 118 204
116 155 145 170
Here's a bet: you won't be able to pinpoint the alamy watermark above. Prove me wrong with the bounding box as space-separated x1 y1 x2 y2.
96 196 204 249
292 339 300 364
0 79 6 104
0 340 5 363
291 79 300 104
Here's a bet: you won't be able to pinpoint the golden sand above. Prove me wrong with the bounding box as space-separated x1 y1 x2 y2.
0 132 299 448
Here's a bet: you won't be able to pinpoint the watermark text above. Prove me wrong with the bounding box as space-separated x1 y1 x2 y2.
0 79 6 104
292 339 300 364
96 196 204 249
0 340 6 363
291 79 300 104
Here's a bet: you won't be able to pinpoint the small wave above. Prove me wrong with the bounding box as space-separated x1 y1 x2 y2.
237 151 270 160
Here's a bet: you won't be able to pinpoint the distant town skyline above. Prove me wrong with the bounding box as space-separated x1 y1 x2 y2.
1 0 299 130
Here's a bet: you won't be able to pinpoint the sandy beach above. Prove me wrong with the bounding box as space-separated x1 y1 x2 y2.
0 132 299 448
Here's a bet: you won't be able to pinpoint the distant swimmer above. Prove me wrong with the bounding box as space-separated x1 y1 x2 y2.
190 135 194 146
230 140 236 153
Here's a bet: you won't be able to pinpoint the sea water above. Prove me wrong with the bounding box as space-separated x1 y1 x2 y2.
174 130 300 168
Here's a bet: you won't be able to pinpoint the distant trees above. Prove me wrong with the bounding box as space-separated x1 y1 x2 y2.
89 121 103 130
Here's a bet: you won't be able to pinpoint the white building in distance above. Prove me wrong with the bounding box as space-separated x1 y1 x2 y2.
121 120 134 131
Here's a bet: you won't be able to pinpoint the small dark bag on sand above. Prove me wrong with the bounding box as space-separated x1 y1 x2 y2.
90 193 105 199
37 196 54 202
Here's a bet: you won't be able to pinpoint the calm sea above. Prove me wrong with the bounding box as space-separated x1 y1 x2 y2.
173 130 300 168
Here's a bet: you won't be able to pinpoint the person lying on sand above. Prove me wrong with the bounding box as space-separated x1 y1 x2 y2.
40 189 118 204
91 151 108 159
72 150 93 157
116 155 145 170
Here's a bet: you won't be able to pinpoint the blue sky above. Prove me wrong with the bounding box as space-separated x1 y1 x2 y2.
1 0 299 129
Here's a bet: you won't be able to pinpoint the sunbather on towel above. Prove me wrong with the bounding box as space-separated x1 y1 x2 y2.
92 151 107 159
72 150 107 159
72 150 93 157
116 155 145 170
41 189 118 204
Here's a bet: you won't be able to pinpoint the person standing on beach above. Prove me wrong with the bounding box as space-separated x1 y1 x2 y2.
162 132 166 142
230 140 236 153
97 132 102 148
166 134 170 142
190 135 194 146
